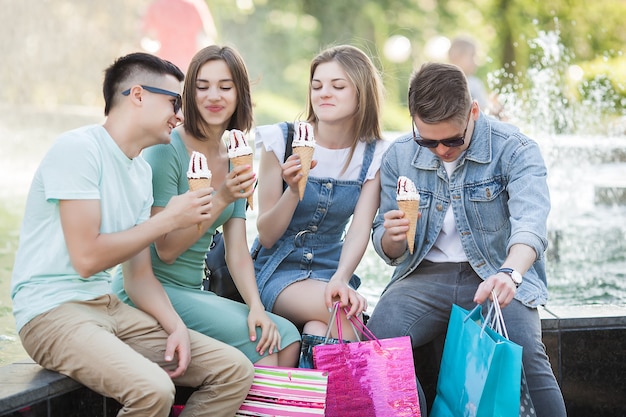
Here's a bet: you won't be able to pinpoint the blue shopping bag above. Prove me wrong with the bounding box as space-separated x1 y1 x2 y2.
430 302 523 417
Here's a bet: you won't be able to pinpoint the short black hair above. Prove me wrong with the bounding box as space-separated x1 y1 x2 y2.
102 52 184 116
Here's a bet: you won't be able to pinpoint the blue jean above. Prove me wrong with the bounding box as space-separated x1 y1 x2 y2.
367 261 566 417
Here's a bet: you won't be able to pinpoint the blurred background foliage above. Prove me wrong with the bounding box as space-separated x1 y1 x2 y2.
0 0 625 132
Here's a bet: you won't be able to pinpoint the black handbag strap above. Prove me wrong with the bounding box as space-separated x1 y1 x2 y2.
284 122 294 162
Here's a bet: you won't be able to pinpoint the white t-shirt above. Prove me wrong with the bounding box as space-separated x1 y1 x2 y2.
424 158 468 263
11 125 153 332
254 123 390 182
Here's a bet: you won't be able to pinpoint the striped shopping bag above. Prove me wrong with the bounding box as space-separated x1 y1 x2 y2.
235 365 328 417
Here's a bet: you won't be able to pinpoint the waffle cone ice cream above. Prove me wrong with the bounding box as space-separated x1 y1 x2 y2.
187 151 212 232
293 146 314 200
188 177 212 191
397 176 420 254
230 154 254 209
292 121 316 201
226 129 254 210
397 200 419 254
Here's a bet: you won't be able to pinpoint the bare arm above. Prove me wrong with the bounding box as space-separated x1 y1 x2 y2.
121 249 192 378
255 147 301 248
60 190 212 278
324 173 380 317
223 218 281 355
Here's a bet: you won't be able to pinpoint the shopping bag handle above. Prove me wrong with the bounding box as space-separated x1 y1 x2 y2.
324 302 381 346
465 290 510 339
324 302 363 343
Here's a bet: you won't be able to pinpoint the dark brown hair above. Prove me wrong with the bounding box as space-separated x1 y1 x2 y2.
182 45 253 139
407 62 471 125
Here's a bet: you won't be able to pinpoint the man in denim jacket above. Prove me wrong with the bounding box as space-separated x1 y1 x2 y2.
367 62 566 417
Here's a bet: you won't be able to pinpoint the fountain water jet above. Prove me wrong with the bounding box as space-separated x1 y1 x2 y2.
487 26 626 306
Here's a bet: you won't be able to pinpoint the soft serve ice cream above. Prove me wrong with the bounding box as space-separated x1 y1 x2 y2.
187 151 212 231
225 129 254 209
292 121 316 201
396 176 420 254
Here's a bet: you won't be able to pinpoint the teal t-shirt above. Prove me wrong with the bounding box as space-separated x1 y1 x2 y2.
113 130 246 294
11 125 153 332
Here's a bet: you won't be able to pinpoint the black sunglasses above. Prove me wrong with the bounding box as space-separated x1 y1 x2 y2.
412 111 471 148
122 85 182 114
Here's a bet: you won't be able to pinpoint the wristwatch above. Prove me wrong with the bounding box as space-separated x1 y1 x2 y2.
497 267 523 288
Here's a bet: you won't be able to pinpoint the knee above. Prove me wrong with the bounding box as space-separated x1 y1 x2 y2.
229 350 255 384
302 320 327 336
125 374 175 413
149 378 176 409
367 313 400 339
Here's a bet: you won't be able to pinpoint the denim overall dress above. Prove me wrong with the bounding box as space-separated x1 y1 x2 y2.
253 140 376 312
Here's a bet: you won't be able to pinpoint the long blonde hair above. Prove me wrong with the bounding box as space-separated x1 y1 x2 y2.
306 45 384 171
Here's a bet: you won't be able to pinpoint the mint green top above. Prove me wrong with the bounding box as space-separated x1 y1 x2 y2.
111 130 300 362
112 130 245 290
12 125 152 332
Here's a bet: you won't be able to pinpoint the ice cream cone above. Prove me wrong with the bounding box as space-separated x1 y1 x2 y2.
293 146 314 201
398 199 419 254
188 177 212 192
188 177 212 231
230 154 254 209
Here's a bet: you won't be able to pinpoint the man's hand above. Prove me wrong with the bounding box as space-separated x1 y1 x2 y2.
163 187 213 230
381 209 420 259
163 322 192 378
474 272 517 307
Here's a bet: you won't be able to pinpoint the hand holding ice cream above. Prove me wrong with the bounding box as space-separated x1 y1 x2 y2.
187 151 212 231
292 121 316 201
225 129 255 209
396 176 420 254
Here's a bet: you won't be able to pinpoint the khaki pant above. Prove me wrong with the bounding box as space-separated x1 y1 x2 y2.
20 294 254 417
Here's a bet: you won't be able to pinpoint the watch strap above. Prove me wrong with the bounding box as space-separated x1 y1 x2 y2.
497 267 522 288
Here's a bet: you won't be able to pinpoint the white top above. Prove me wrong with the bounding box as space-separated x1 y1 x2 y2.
424 158 468 263
255 123 390 182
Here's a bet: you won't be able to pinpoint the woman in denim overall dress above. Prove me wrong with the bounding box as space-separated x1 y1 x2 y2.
252 45 389 367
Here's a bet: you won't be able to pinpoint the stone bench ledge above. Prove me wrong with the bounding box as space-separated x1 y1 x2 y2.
0 359 81 415
539 304 626 330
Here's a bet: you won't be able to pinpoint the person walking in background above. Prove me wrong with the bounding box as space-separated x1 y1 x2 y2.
10 52 254 417
141 0 217 72
448 35 492 112
112 45 301 368
366 62 566 416
252 44 389 367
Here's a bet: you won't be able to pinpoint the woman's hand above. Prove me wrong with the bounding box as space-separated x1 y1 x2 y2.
247 304 281 356
217 164 256 204
281 154 317 195
324 277 367 319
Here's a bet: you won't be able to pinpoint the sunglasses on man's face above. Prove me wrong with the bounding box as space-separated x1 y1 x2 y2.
412 111 471 148
122 85 182 114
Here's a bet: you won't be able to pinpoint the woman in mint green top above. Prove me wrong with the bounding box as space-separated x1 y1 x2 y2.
112 45 300 366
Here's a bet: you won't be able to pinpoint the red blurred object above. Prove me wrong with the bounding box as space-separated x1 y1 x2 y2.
170 404 185 417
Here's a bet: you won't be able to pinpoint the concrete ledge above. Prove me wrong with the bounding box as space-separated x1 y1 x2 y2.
0 359 122 417
540 304 626 417
0 359 81 415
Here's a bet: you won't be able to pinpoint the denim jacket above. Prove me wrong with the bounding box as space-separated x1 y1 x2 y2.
372 114 551 307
